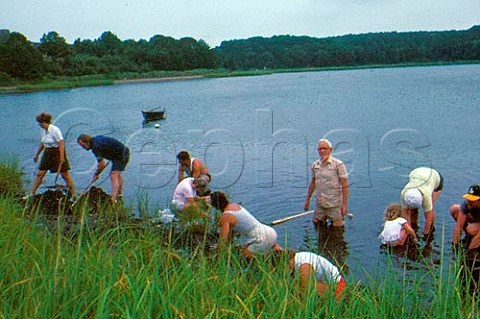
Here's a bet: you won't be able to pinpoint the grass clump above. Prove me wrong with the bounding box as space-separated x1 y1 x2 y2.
0 155 24 197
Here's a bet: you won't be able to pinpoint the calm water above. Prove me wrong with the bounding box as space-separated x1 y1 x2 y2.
2 64 480 281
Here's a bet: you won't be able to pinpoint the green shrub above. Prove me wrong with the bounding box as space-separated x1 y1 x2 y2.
0 157 24 196
0 71 14 86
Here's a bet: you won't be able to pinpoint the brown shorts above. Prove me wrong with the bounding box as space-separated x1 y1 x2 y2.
39 147 70 173
313 206 342 223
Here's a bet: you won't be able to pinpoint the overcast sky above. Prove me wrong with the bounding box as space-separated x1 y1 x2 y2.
2 0 479 47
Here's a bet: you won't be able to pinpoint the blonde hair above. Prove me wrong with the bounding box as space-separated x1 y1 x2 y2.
384 203 403 221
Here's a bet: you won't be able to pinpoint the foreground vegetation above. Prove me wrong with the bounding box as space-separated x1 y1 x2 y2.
0 159 480 318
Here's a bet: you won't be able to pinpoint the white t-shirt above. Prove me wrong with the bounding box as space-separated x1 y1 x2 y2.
378 217 407 245
41 124 63 148
172 177 195 209
294 252 342 283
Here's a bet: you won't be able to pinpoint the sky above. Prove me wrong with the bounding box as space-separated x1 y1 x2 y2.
1 0 479 47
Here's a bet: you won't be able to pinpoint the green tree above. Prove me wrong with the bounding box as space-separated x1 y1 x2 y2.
39 31 72 75
95 31 122 57
39 31 71 59
0 32 44 79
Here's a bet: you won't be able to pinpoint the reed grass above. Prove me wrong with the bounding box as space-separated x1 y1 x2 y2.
1 159 480 318
1 194 480 319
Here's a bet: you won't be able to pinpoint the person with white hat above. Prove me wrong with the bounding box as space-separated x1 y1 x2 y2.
400 167 443 240
451 184 480 250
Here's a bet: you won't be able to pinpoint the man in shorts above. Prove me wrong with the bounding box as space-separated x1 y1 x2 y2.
77 134 130 204
304 139 349 227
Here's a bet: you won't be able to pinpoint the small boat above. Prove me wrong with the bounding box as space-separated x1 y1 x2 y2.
142 107 167 122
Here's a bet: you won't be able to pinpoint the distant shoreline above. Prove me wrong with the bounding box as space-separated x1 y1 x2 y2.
1 61 479 94
113 75 204 84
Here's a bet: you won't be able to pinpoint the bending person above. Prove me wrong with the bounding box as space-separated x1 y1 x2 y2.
29 112 75 197
172 176 210 211
451 184 480 250
274 250 347 300
400 167 443 239
379 203 419 246
177 150 211 184
210 191 282 258
77 134 129 203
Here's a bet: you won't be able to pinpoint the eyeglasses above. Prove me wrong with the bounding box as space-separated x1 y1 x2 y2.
318 147 331 150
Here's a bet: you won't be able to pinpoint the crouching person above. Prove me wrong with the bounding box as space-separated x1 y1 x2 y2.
275 250 346 301
210 191 282 258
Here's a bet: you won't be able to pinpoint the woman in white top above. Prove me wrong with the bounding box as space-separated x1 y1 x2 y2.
379 203 418 246
210 191 282 258
29 113 75 196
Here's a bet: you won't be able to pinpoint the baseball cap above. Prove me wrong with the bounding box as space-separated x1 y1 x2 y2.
463 185 480 201
403 188 423 209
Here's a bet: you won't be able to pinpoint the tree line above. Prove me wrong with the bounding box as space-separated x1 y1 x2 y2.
0 30 218 82
216 25 480 70
0 26 479 82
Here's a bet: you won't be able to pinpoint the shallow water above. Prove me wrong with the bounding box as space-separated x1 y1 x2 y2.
2 64 480 282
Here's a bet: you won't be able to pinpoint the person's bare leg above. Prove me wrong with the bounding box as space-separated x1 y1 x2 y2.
30 170 47 195
61 171 76 195
110 171 120 203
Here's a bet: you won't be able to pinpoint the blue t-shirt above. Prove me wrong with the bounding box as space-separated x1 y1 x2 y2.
461 200 480 223
91 136 129 162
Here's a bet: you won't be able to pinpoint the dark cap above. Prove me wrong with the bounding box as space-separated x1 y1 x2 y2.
463 184 480 201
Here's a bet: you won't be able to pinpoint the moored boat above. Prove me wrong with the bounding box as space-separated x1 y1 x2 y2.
142 107 167 122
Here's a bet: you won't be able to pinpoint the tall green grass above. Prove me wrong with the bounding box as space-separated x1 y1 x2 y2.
0 158 479 317
1 194 479 318
0 156 24 197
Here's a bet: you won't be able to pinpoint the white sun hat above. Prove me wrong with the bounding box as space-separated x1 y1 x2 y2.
403 188 423 209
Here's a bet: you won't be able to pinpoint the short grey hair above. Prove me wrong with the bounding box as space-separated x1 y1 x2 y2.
317 138 332 149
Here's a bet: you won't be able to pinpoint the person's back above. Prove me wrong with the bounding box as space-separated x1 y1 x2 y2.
378 217 407 245
91 135 128 161
225 206 263 235
294 252 341 283
403 167 440 195
172 177 195 210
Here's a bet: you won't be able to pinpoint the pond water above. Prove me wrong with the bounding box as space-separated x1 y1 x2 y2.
2 64 480 282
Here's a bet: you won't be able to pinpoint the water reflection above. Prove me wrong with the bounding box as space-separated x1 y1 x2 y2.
303 223 349 273
379 236 442 271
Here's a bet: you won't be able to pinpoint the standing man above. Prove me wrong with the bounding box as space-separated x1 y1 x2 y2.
177 150 211 184
451 184 480 250
304 139 349 227
77 134 130 204
400 167 443 240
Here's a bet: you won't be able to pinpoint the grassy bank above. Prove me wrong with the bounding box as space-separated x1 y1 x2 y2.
1 61 479 94
0 160 479 317
1 194 479 318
